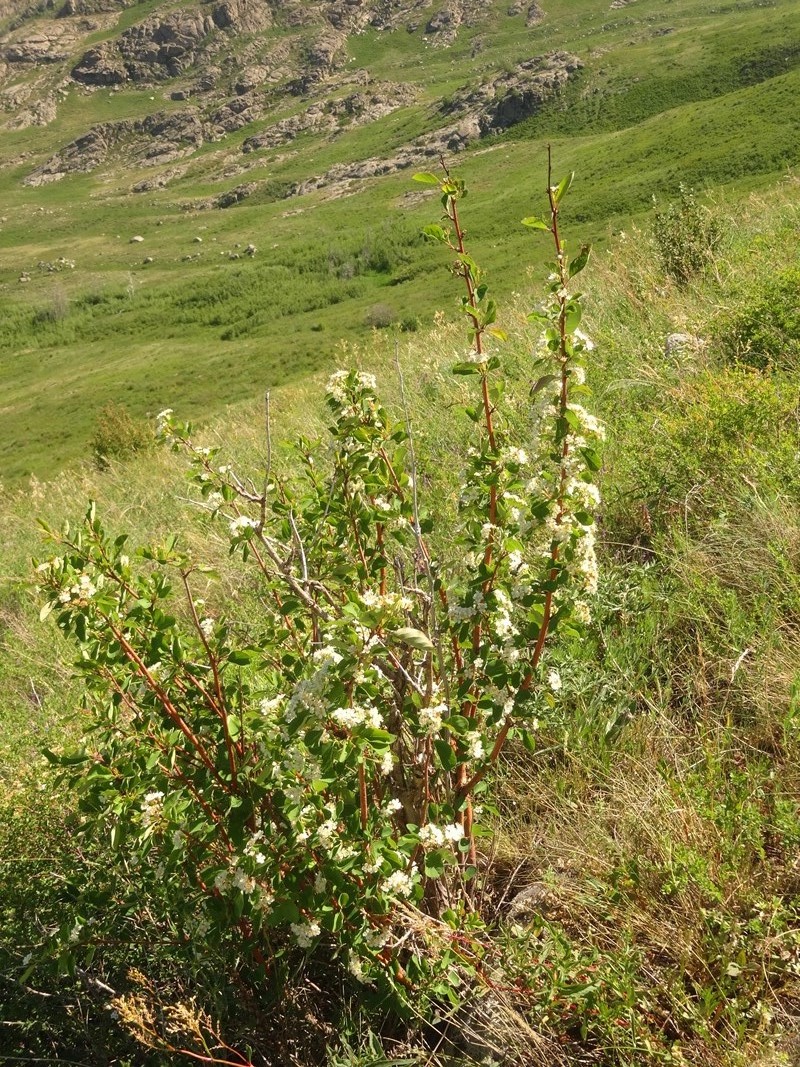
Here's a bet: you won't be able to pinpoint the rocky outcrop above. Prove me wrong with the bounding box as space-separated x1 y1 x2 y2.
71 41 126 83
283 52 580 198
3 20 86 64
71 0 271 85
441 49 581 133
24 107 205 184
56 0 125 15
424 0 494 44
241 82 417 152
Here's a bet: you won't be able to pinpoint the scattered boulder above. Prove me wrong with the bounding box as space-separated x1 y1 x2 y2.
130 234 144 243
214 182 259 208
664 332 705 358
245 242 256 256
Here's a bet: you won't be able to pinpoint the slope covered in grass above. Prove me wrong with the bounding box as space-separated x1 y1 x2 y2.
1 0 800 481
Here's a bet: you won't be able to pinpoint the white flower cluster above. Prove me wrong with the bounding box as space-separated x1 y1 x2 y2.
418 702 446 736
141 790 164 830
325 370 378 404
155 408 173 435
58 572 98 604
229 515 259 537
291 919 321 948
360 589 413 614
331 704 384 731
214 861 257 896
380 868 416 898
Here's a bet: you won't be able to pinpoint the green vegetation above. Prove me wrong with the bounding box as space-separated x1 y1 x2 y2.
2 0 800 481
2 171 800 1065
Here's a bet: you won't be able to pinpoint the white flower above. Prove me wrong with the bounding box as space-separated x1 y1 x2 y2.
256 888 274 912
232 868 256 894
229 515 259 536
260 696 284 716
71 574 97 600
444 823 464 843
141 790 164 829
316 819 338 849
214 870 231 893
418 823 445 848
207 492 224 510
171 829 185 849
384 798 403 814
574 328 595 351
365 926 390 949
547 669 562 692
199 617 214 639
313 872 327 894
326 370 349 402
573 600 592 624
291 920 321 948
380 869 415 898
348 955 369 983
506 447 528 466
418 703 445 736
465 731 484 760
312 645 342 667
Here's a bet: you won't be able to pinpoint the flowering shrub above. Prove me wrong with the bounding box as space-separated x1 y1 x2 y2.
35 163 602 1008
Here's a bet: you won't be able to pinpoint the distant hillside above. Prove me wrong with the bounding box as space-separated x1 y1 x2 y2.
1 0 800 482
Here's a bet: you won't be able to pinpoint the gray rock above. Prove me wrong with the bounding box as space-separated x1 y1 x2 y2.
129 235 144 243
664 332 704 357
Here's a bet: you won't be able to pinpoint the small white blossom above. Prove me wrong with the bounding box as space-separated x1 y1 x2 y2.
418 703 446 736
380 869 415 898
418 823 445 848
444 823 464 843
141 790 164 829
547 669 562 692
260 696 284 716
229 515 259 537
291 920 321 948
465 732 484 760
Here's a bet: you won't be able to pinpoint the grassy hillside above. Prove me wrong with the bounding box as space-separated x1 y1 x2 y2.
1 172 799 1065
2 0 800 481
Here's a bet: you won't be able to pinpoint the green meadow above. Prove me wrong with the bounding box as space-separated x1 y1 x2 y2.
2 0 800 482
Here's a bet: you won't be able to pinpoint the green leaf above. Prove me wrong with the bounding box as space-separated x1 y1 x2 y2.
39 601 55 622
412 172 441 185
424 850 446 879
522 216 549 231
452 361 482 375
434 738 457 772
531 373 560 396
569 243 592 277
446 714 471 735
391 627 435 653
565 304 582 333
553 172 574 205
421 223 448 243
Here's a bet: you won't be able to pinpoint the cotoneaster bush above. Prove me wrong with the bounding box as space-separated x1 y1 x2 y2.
32 163 603 1038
